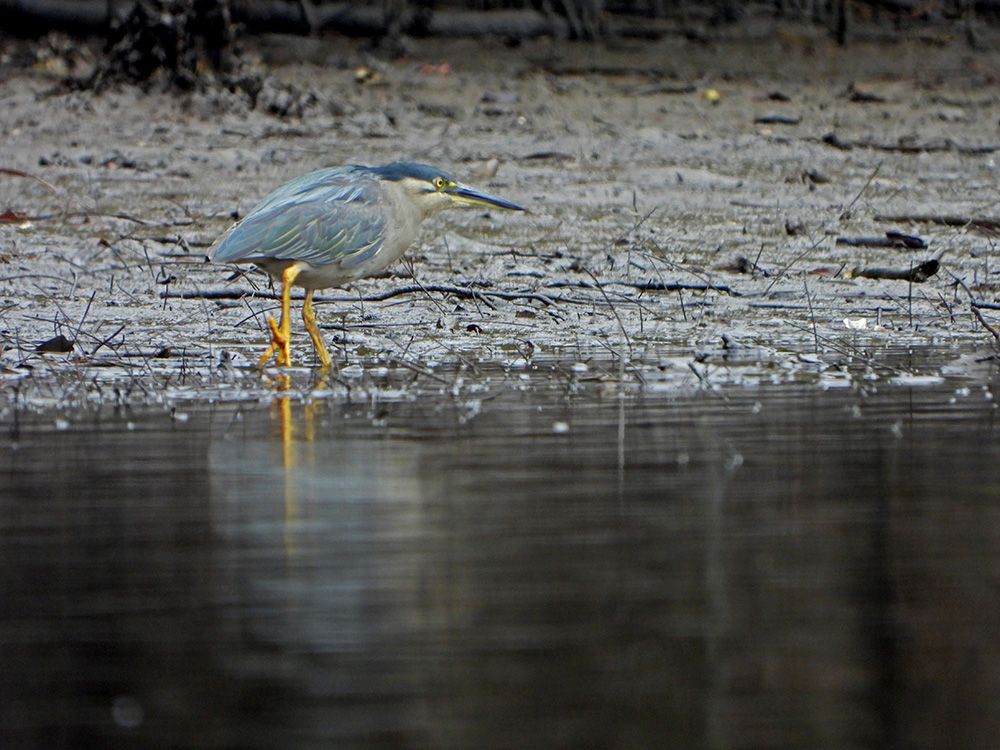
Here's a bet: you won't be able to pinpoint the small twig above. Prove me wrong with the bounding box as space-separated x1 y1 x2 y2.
642 252 732 294
840 160 882 220
581 267 633 359
90 324 127 356
0 167 59 195
73 289 97 347
763 235 828 294
404 262 448 316
803 278 820 355
972 305 1000 343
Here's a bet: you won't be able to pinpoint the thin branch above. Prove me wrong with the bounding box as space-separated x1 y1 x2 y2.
581 267 633 360
972 305 1000 343
840 160 882 220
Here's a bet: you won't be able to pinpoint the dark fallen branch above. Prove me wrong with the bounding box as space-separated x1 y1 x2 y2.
874 213 1000 231
370 283 563 308
836 231 927 249
163 284 570 307
165 276 731 311
822 132 998 155
547 280 739 296
851 259 939 282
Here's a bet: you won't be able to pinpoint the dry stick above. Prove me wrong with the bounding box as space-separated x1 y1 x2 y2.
763 234 828 295
73 289 97 348
442 236 454 275
840 161 883 220
0 167 59 196
582 267 634 361
642 253 733 295
0 167 64 224
30 284 78 345
945 269 988 334
407 266 476 315
908 267 914 328
803 278 820 355
642 257 687 320
90 324 127 356
578 282 661 318
937 292 956 326
971 305 1000 343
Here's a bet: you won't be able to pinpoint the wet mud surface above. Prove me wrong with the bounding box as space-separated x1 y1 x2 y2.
2 33 1000 411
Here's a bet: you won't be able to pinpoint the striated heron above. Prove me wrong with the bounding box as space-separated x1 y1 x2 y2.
209 162 524 368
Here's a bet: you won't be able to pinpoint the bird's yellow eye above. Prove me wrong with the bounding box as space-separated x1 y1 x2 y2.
433 177 448 190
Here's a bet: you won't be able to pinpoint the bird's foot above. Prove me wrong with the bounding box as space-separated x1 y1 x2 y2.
259 316 292 367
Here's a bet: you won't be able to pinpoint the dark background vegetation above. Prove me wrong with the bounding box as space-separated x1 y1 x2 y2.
0 0 994 47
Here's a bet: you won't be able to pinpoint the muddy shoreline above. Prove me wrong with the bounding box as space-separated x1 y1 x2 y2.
2 33 999 412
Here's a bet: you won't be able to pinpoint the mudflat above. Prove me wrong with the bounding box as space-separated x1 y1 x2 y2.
2 32 999 405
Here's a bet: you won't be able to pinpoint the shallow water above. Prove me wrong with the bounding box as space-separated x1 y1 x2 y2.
2 376 1000 749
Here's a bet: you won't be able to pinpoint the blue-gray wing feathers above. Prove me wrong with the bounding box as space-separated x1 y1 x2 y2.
210 167 387 271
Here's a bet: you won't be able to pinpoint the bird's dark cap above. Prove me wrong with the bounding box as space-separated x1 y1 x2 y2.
370 162 453 183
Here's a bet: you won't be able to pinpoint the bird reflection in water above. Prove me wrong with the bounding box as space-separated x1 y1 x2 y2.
271 376 318 560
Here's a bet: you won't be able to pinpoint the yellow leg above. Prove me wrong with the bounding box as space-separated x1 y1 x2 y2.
258 264 302 367
301 290 332 368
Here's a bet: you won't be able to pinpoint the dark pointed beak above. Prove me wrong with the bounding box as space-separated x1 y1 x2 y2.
448 183 524 211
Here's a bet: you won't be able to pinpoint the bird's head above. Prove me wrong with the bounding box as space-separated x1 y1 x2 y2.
372 162 524 217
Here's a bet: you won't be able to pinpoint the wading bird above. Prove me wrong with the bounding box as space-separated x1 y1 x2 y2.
210 162 523 367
